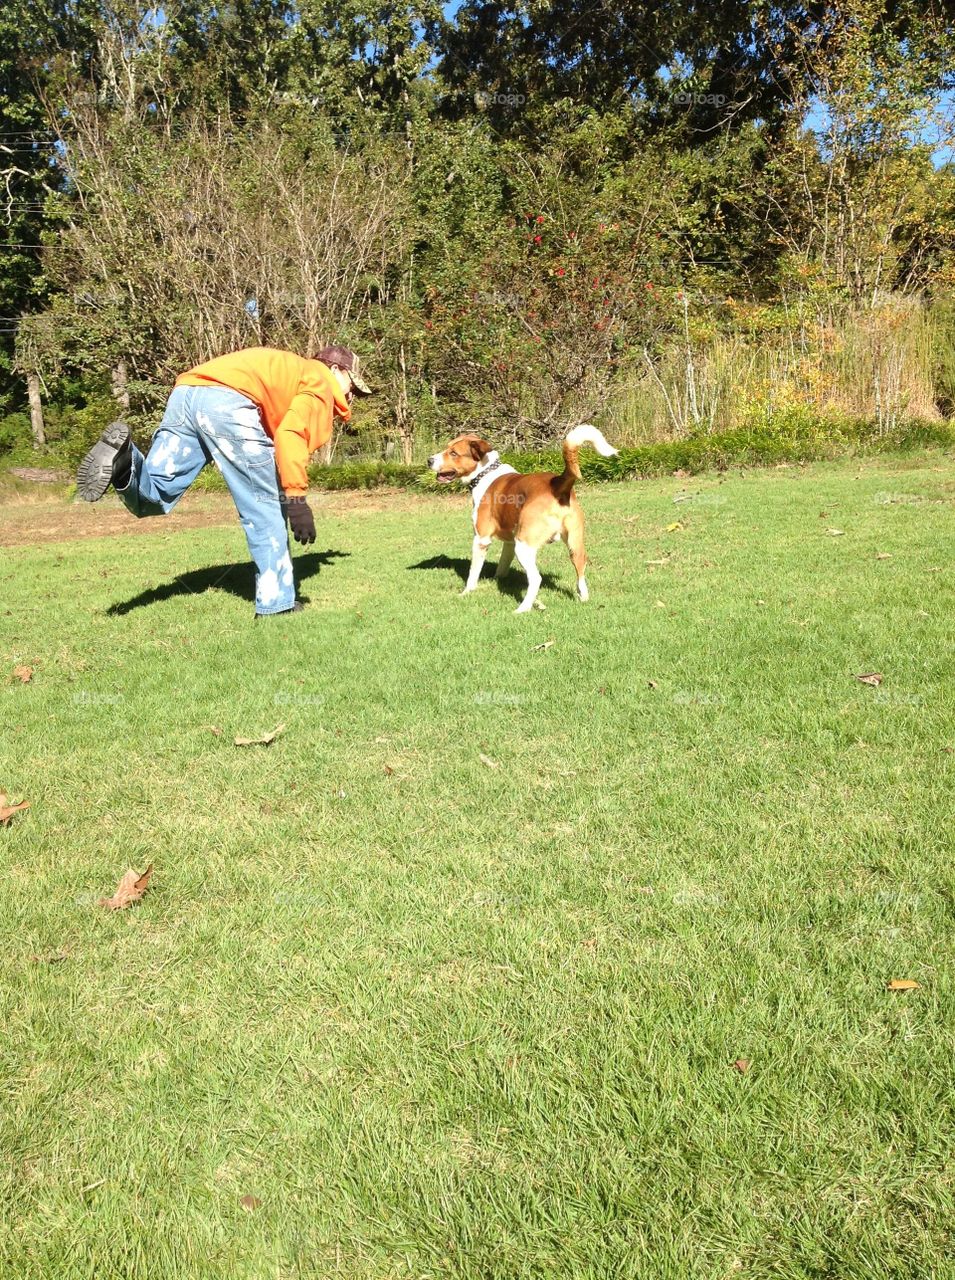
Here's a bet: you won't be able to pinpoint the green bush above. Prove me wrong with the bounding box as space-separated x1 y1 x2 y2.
306 460 432 491
6 411 949 494
500 415 955 482
41 399 119 468
0 412 32 457
0 398 118 469
291 415 954 492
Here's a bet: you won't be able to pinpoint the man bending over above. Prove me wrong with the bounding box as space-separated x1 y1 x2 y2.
76 345 372 616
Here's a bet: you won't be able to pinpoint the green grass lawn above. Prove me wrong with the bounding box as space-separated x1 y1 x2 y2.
2 452 955 1279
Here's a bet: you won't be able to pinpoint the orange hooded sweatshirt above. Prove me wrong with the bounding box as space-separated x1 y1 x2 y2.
176 347 352 496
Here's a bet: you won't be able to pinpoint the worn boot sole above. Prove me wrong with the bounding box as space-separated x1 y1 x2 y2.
76 421 131 502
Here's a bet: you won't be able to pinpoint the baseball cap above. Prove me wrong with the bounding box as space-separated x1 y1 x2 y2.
317 344 373 395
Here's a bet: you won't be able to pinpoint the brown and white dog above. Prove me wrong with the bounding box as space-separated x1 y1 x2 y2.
428 424 618 613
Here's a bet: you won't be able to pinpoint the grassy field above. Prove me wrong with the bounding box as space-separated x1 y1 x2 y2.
2 452 955 1279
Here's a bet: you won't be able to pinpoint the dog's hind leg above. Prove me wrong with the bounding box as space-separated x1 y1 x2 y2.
513 539 543 613
563 517 589 601
461 534 492 594
495 540 515 580
558 506 588 601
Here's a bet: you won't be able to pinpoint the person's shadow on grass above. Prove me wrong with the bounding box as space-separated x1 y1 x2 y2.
407 554 574 602
106 550 350 615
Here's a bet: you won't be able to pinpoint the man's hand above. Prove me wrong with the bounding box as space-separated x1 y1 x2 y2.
285 496 316 545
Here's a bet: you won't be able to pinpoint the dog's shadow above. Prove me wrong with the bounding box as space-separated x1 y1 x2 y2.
106 549 350 615
407 554 574 601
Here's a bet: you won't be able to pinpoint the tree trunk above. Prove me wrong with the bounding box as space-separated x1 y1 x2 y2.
27 373 45 448
316 425 336 465
394 343 413 464
111 359 130 414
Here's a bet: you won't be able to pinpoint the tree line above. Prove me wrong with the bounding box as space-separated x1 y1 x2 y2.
1 0 953 461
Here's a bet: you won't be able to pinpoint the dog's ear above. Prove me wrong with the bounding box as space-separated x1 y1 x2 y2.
469 437 492 461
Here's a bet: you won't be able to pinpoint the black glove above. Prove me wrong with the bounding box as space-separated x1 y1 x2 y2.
285 496 316 545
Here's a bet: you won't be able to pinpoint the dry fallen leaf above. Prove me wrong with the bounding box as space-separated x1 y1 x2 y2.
665 521 683 533
581 937 597 950
875 552 892 560
886 978 920 992
732 1058 750 1073
855 673 883 687
0 793 30 825
646 557 670 566
239 1194 262 1211
98 864 153 910
382 763 394 776
827 528 845 536
647 680 659 690
234 724 285 747
479 753 500 769
12 665 33 683
532 639 555 651
204 725 223 737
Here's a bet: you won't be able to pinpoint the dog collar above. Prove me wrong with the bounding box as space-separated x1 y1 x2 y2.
465 459 503 490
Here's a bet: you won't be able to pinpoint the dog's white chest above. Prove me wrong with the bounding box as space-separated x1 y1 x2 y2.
468 460 518 519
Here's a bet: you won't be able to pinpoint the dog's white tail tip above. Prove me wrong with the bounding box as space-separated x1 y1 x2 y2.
565 423 618 457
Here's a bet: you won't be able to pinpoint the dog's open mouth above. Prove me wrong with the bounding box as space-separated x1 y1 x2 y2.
436 470 457 484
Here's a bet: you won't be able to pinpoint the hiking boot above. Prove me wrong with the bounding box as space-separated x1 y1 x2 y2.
76 421 132 502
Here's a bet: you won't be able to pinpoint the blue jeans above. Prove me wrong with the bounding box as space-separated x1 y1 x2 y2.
118 385 296 614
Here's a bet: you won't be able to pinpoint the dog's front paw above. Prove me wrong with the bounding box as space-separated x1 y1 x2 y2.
460 586 476 597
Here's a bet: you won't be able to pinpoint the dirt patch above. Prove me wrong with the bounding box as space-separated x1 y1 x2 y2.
9 467 68 483
0 487 440 548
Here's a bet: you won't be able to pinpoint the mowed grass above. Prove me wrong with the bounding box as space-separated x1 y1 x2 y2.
2 452 955 1280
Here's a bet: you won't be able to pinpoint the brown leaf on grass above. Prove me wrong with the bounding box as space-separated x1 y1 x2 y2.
12 665 33 683
733 1058 751 1073
98 864 153 910
886 978 920 992
239 1194 262 1211
205 725 223 737
826 528 845 536
234 724 285 747
532 639 555 651
855 673 883 687
382 763 394 776
647 680 659 690
875 552 892 560
0 793 30 825
479 753 500 769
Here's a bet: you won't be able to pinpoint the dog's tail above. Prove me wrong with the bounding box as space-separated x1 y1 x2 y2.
553 424 618 501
